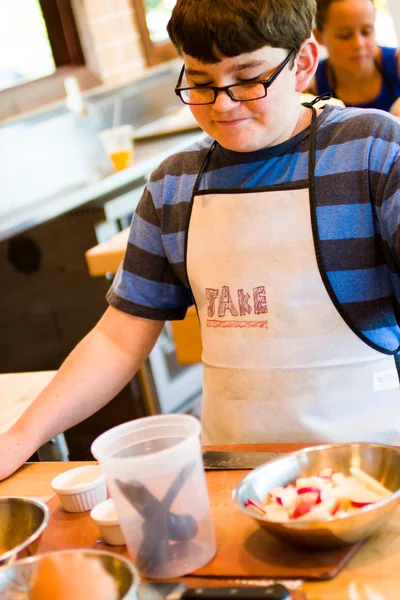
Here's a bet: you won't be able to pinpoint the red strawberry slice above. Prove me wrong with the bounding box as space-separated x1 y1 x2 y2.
292 501 314 519
350 500 375 508
297 486 321 504
331 500 340 515
244 498 266 514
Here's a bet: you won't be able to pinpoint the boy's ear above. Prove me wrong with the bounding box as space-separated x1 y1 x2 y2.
294 38 319 93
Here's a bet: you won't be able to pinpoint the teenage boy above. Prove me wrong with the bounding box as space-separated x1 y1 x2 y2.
1 0 399 480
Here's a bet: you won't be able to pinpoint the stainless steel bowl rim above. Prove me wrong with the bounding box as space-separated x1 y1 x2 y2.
0 548 141 590
232 442 400 527
0 497 50 563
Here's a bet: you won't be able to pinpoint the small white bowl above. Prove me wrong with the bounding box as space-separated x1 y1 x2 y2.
51 465 107 513
90 498 125 546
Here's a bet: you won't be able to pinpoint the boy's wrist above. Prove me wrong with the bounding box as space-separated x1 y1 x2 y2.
7 421 41 462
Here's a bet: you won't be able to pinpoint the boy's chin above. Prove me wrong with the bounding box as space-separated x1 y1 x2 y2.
218 138 268 153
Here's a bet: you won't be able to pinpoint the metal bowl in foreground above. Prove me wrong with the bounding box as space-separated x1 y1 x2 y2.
0 549 140 599
232 443 400 549
0 497 49 566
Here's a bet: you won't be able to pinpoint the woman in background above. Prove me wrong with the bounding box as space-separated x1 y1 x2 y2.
309 0 400 115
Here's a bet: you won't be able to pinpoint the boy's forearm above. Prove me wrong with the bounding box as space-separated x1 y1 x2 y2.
10 331 133 451
9 309 164 454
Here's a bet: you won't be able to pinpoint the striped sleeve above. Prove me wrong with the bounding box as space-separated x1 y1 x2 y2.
106 188 192 320
106 138 212 320
377 147 400 297
314 108 400 350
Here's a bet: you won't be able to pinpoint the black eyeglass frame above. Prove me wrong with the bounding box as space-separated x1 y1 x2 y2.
174 49 296 105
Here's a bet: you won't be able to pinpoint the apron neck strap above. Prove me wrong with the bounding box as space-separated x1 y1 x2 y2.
308 105 318 183
302 92 332 108
192 140 217 195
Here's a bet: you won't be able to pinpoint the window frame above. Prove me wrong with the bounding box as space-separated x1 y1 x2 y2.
131 0 178 66
38 0 84 67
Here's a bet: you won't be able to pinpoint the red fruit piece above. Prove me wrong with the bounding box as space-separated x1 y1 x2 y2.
244 498 266 514
297 487 321 504
292 501 314 518
351 500 374 508
331 500 340 515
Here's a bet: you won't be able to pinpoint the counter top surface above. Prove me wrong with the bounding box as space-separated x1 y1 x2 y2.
0 371 56 434
0 129 204 243
1 444 400 599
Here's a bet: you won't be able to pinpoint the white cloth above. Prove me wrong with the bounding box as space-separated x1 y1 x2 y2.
187 187 400 444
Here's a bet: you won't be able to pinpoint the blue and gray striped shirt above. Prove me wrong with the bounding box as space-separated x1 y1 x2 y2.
107 104 400 354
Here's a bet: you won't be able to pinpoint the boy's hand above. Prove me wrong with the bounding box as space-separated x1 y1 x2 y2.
31 553 118 600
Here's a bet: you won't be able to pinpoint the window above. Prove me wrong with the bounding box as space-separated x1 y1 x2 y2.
38 0 84 67
375 0 398 46
144 0 177 43
0 0 84 92
0 0 54 91
0 0 101 121
132 0 178 66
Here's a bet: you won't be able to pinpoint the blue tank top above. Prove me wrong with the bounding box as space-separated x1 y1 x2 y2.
315 46 400 112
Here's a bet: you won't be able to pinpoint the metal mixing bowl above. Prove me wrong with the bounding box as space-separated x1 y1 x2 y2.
0 549 140 599
232 443 400 549
0 497 49 566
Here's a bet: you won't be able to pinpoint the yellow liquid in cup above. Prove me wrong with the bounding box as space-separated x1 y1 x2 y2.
110 148 133 171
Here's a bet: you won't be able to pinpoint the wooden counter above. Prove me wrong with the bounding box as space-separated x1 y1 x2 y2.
0 371 68 460
0 371 55 433
2 444 400 600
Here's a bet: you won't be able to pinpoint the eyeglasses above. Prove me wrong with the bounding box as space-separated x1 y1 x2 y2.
174 49 296 106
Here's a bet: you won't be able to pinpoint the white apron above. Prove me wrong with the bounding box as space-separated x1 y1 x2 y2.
186 108 400 444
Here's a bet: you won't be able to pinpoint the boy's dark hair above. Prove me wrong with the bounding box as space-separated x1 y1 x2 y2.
315 0 374 31
167 0 316 63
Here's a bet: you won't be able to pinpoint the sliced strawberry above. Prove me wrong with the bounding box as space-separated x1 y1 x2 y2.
244 498 266 514
297 486 321 504
350 500 375 508
292 501 314 519
331 500 340 515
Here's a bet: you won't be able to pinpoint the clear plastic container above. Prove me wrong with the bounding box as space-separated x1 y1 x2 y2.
98 125 134 171
91 414 216 579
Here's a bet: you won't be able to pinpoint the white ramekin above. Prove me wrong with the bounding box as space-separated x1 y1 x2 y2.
51 465 107 513
90 498 125 546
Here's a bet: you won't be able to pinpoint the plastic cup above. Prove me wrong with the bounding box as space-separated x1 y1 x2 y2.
98 125 134 171
91 414 216 579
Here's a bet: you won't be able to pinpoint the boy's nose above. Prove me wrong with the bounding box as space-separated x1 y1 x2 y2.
212 89 239 111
